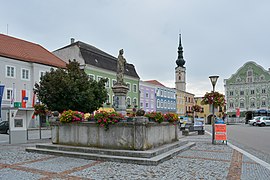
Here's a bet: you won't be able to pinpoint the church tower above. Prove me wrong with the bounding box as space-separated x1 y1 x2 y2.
175 34 186 91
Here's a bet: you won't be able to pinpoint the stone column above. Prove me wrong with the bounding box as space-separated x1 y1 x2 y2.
112 84 129 116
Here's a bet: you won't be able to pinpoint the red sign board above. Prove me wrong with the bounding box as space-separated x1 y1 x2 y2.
215 124 227 141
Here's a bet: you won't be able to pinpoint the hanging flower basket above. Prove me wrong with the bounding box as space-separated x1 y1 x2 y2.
201 91 226 108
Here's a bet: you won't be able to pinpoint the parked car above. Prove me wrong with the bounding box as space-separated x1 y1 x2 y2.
248 116 260 126
0 121 9 134
256 116 270 127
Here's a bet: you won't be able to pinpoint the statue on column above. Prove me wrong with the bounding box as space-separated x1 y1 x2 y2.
116 49 126 85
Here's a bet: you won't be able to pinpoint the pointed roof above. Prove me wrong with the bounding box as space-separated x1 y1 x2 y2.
144 80 165 87
175 34 185 68
0 34 66 68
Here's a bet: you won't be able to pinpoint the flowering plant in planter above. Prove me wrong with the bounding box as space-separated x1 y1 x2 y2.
84 113 91 120
163 113 179 123
201 91 226 108
60 110 84 123
144 112 164 123
94 111 124 130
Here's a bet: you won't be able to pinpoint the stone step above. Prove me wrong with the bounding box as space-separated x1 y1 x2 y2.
34 140 188 158
26 141 195 166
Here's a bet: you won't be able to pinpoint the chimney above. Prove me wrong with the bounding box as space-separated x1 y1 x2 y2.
70 38 75 44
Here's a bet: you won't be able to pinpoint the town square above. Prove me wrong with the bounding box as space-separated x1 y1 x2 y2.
1 1 270 179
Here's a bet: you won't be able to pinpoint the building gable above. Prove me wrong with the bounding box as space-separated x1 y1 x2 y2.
225 61 270 84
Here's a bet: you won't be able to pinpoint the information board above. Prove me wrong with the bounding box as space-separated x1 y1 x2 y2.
214 124 227 141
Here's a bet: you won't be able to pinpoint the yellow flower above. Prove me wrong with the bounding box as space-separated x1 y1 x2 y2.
84 113 91 119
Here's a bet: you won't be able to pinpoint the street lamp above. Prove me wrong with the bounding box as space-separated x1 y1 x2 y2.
209 75 219 144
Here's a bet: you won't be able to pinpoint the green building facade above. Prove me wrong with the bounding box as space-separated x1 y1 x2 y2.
224 61 270 116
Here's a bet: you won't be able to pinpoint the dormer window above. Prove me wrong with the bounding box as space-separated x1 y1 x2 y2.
246 68 254 83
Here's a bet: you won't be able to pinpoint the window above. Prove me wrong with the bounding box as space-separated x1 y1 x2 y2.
229 91 234 96
133 84 137 93
6 89 13 100
145 102 149 108
40 71 46 80
97 76 102 82
126 97 131 106
251 90 255 95
160 90 163 97
88 74 95 80
161 100 164 108
157 99 160 108
140 102 143 108
127 83 131 91
262 89 266 94
250 101 255 108
262 100 266 107
145 93 149 98
229 102 234 108
240 91 244 96
112 79 117 86
156 89 160 96
133 98 137 106
105 78 110 88
21 68 30 80
240 102 244 108
6 66 15 78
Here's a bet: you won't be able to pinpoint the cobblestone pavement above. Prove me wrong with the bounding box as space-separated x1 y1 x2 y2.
0 134 270 179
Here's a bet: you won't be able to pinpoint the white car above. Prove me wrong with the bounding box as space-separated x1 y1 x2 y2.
248 116 260 126
256 116 270 127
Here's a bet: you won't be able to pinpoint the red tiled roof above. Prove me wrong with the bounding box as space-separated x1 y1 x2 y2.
0 34 66 68
144 80 165 87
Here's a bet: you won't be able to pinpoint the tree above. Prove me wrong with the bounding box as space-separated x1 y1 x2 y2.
34 60 108 113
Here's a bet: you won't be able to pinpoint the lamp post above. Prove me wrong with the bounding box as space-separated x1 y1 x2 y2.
209 75 219 144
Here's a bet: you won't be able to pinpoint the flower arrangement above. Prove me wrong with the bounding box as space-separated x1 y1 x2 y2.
34 104 49 116
191 104 202 112
94 111 124 130
201 91 226 107
84 113 92 120
163 113 179 123
144 112 164 123
60 110 84 123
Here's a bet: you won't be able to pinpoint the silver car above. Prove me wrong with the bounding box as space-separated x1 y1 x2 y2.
256 116 270 127
248 116 260 126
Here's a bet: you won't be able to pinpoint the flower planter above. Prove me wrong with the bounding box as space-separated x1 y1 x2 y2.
51 117 178 151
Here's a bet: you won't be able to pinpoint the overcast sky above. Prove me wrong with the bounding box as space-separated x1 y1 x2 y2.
1 0 270 96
